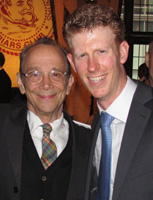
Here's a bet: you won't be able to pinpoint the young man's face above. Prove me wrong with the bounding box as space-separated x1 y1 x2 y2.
68 26 129 109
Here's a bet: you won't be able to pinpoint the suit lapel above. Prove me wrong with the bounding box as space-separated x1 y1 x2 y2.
6 104 27 190
113 91 152 200
84 113 100 200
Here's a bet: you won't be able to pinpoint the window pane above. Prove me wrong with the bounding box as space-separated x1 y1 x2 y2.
133 0 153 32
121 0 151 80
134 0 145 5
133 58 139 69
133 21 145 31
148 0 153 5
132 44 149 80
133 45 139 56
148 21 153 31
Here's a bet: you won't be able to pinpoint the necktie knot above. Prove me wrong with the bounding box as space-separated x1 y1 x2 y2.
42 123 52 135
101 112 114 128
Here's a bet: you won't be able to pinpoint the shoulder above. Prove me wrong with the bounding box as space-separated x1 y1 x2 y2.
63 110 91 130
0 103 12 115
0 103 27 118
63 109 92 140
134 82 153 106
0 69 9 77
0 104 12 129
73 120 91 129
72 120 92 138
0 103 27 131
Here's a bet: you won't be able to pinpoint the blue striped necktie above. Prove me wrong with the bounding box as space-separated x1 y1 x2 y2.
97 112 114 200
41 123 57 170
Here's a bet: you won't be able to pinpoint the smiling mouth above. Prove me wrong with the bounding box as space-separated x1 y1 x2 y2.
39 94 55 99
89 74 108 83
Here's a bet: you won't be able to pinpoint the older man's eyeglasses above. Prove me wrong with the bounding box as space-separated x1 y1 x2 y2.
21 69 68 84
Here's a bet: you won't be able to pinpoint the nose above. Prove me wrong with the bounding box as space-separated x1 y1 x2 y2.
40 74 53 90
87 55 99 72
21 2 32 13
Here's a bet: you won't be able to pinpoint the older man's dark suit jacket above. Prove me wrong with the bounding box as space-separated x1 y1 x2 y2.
84 82 153 200
0 103 92 200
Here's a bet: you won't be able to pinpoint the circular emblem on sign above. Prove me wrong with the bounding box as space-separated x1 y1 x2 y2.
0 0 54 56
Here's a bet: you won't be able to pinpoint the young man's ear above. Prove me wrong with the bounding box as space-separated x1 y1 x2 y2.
67 53 77 72
145 52 149 68
16 73 26 94
119 41 129 64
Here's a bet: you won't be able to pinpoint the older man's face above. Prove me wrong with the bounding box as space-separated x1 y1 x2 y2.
17 44 74 122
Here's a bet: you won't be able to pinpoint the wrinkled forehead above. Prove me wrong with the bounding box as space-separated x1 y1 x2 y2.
23 44 68 71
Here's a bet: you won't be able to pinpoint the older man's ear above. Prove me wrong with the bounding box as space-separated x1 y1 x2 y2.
16 72 26 94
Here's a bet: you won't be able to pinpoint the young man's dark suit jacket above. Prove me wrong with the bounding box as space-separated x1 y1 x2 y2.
85 81 153 200
0 103 92 200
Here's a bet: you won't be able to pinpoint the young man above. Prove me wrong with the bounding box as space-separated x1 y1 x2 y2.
0 37 92 200
63 4 153 200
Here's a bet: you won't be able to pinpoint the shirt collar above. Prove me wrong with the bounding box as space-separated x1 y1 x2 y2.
97 76 137 123
27 111 42 133
27 110 64 136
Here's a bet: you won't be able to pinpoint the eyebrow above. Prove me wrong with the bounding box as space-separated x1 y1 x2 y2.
24 66 66 72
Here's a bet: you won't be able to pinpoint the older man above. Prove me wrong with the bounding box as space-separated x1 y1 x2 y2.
0 37 92 200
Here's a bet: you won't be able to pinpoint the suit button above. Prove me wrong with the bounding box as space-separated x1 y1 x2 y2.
42 176 47 182
13 187 18 193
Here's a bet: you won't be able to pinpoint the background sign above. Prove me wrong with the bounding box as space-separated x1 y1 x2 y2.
0 0 54 86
